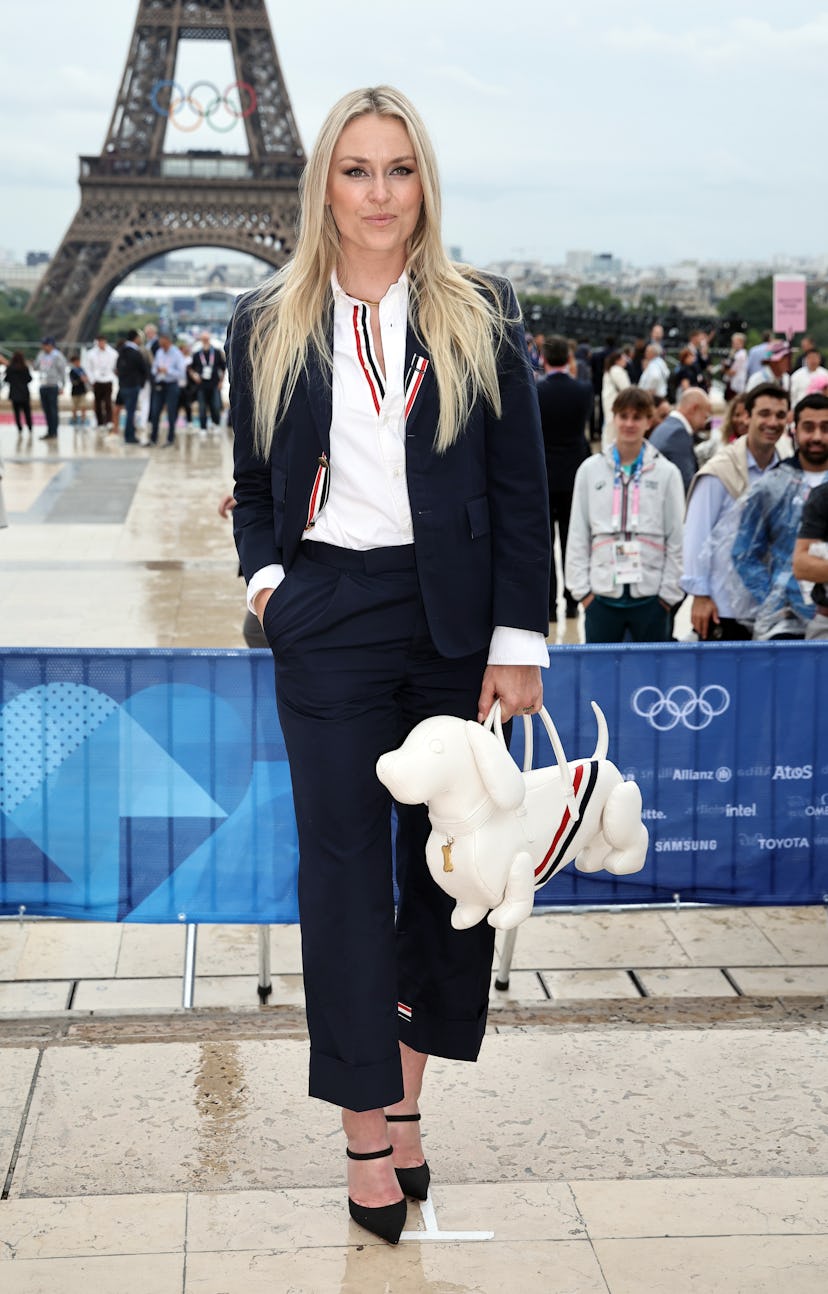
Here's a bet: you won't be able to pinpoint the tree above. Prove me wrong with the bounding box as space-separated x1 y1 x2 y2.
97 310 159 341
0 287 42 351
717 276 828 353
716 277 773 335
520 293 564 310
574 284 623 310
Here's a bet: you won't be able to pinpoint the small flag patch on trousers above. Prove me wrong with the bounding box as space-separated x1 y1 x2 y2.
398 1001 412 1022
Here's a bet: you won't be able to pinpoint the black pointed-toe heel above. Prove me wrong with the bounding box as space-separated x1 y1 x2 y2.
346 1145 407 1245
386 1112 431 1201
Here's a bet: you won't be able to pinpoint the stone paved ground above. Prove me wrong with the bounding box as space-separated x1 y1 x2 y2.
1 413 827 1292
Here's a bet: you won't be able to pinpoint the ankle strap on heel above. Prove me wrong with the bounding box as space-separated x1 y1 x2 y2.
346 1144 393 1161
385 1113 421 1123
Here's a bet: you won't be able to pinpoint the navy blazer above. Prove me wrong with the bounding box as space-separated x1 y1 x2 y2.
649 415 697 494
536 372 592 492
229 279 551 659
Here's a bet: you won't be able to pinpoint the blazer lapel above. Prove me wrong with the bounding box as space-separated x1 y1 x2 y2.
403 324 435 440
304 308 334 456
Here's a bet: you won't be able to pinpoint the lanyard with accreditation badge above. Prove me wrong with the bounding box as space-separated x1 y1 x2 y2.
610 445 644 585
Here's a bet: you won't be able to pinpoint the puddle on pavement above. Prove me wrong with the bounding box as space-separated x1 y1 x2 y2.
193 1040 248 1181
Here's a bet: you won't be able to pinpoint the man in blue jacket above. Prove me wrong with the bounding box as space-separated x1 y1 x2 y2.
731 394 828 638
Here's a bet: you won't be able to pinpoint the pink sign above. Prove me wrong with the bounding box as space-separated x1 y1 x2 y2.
773 275 807 336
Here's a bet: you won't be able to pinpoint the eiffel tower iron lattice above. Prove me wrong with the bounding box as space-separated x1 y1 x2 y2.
27 0 305 342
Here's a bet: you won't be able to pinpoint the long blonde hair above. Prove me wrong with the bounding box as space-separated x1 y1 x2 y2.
247 86 517 457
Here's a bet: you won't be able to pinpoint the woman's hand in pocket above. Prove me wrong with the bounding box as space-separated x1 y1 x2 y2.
253 587 276 625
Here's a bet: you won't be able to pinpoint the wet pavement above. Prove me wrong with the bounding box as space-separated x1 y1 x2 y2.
1 410 827 1292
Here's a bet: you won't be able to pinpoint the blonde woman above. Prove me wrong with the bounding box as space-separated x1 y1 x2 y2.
229 86 550 1244
600 348 630 447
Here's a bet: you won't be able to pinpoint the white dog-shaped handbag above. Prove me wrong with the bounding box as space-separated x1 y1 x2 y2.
376 701 648 930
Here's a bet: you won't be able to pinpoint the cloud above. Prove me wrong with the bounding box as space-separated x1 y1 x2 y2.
602 15 828 64
3 1 828 269
428 64 508 99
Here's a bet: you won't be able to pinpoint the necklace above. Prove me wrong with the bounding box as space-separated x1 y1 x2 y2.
340 282 383 307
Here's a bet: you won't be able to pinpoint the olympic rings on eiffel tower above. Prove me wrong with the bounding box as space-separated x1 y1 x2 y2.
150 79 257 132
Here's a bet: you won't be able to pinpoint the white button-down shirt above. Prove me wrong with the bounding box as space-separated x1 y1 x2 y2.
247 272 547 666
84 344 119 384
311 272 413 549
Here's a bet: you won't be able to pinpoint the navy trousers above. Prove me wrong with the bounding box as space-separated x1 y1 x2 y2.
119 385 141 442
585 594 671 643
197 384 222 429
39 385 59 437
265 542 496 1112
149 382 179 444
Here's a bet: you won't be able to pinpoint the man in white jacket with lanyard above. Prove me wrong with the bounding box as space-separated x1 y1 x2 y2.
566 386 685 642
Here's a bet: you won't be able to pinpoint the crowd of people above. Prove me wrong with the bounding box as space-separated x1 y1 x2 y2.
4 314 827 646
1 327 227 446
531 328 828 643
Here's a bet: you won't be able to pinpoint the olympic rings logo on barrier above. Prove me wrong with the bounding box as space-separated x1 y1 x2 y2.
150 80 257 133
631 685 731 732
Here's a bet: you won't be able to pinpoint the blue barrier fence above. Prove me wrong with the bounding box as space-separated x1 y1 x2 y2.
1 645 826 923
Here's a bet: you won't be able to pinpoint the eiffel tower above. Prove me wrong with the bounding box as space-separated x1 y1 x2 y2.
27 0 305 342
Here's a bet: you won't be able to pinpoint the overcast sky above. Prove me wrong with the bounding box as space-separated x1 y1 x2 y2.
1 1 825 270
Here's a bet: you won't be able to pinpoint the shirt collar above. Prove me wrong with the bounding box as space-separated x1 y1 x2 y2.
746 446 780 472
331 268 408 306
673 410 693 436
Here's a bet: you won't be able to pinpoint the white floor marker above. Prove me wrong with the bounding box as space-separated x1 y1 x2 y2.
400 1191 494 1242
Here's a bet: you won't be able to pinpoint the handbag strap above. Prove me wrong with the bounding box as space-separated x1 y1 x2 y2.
483 700 578 818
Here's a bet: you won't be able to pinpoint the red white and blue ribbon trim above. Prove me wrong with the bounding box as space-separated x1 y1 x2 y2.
304 452 330 530
404 354 429 419
534 761 599 887
352 304 385 414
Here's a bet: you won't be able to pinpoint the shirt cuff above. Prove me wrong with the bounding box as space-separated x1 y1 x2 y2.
487 626 550 668
680 578 711 596
246 563 285 614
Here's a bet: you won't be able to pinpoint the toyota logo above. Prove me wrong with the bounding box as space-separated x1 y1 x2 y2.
631 685 730 731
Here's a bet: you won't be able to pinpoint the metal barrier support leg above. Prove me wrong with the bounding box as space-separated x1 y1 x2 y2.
257 924 272 1004
182 923 198 1009
494 926 518 991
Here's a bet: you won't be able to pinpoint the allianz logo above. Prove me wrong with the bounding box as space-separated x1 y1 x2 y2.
671 766 732 783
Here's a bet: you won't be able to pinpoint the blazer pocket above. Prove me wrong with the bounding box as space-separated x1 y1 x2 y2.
466 495 491 539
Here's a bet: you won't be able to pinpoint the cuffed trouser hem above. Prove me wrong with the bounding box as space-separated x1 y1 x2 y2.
309 1050 404 1113
397 998 489 1064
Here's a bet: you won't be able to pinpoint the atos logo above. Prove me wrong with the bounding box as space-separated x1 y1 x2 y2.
631 685 730 732
771 764 813 781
